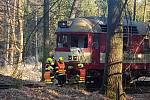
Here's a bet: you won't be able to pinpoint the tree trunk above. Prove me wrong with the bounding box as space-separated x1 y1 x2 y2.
69 0 79 18
42 0 50 81
10 0 17 65
35 0 38 65
103 0 128 99
143 0 146 22
3 1 9 66
18 0 24 62
133 0 136 21
106 33 125 99
11 0 24 78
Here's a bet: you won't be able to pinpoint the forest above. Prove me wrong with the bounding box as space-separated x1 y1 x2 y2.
0 0 150 100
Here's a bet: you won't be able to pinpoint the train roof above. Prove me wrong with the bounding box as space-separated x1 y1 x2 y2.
56 16 149 35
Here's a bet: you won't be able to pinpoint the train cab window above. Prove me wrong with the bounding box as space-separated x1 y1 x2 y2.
123 35 128 51
57 34 88 48
93 34 99 49
71 36 78 47
57 35 68 48
71 35 88 48
84 36 88 48
144 38 150 52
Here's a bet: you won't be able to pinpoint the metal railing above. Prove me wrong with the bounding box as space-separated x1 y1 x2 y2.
123 53 150 63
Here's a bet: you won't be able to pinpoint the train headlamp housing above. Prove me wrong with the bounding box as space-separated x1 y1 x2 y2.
137 54 142 58
68 66 73 69
144 35 149 39
68 56 72 60
58 20 72 28
73 56 78 60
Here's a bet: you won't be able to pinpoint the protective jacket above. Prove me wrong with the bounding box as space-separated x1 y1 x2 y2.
56 61 65 75
44 64 54 83
79 68 85 83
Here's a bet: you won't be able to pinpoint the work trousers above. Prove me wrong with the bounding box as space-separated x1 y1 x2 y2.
57 74 66 85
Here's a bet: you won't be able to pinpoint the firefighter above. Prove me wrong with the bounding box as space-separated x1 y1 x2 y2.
56 57 66 86
47 57 57 71
77 63 86 83
44 58 54 84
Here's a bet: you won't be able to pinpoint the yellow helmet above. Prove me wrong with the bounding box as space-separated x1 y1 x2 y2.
49 51 53 55
47 57 53 63
59 57 64 61
78 63 84 68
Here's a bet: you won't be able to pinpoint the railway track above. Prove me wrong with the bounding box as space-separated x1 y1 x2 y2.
0 84 18 89
0 83 46 89
0 73 150 95
125 80 150 94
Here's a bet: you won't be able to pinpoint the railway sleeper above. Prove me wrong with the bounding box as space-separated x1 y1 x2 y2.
0 84 20 89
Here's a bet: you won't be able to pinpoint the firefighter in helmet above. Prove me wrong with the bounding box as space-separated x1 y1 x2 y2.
77 63 85 83
44 57 54 84
56 57 66 86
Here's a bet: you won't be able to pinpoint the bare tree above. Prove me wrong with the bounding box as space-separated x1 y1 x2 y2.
9 0 17 65
17 0 24 62
42 0 50 81
69 0 79 18
11 0 24 78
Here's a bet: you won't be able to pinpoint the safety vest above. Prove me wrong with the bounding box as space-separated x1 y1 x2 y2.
79 68 85 83
56 61 65 74
44 71 54 84
44 63 54 83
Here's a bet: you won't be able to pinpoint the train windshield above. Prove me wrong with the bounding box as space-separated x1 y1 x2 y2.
57 34 88 48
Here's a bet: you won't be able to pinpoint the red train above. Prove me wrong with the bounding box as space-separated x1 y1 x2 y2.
54 16 150 88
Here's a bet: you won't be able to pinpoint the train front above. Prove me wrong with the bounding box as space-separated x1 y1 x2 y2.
54 18 94 80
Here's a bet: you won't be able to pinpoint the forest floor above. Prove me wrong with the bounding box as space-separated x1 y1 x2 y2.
0 64 150 100
0 74 110 100
0 74 150 100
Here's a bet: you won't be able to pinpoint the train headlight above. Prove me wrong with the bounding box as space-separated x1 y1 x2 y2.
58 21 68 28
73 56 78 60
68 66 73 69
68 56 72 60
58 20 72 28
144 35 149 39
137 54 142 58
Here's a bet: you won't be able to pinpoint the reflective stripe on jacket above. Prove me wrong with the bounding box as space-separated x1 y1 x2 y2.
45 66 54 71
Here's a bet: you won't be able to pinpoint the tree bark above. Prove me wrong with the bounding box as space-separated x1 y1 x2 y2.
133 0 136 21
143 0 146 22
10 0 17 65
69 0 79 18
103 0 128 99
11 0 24 78
106 33 125 99
3 1 9 66
42 0 50 81
17 0 24 62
